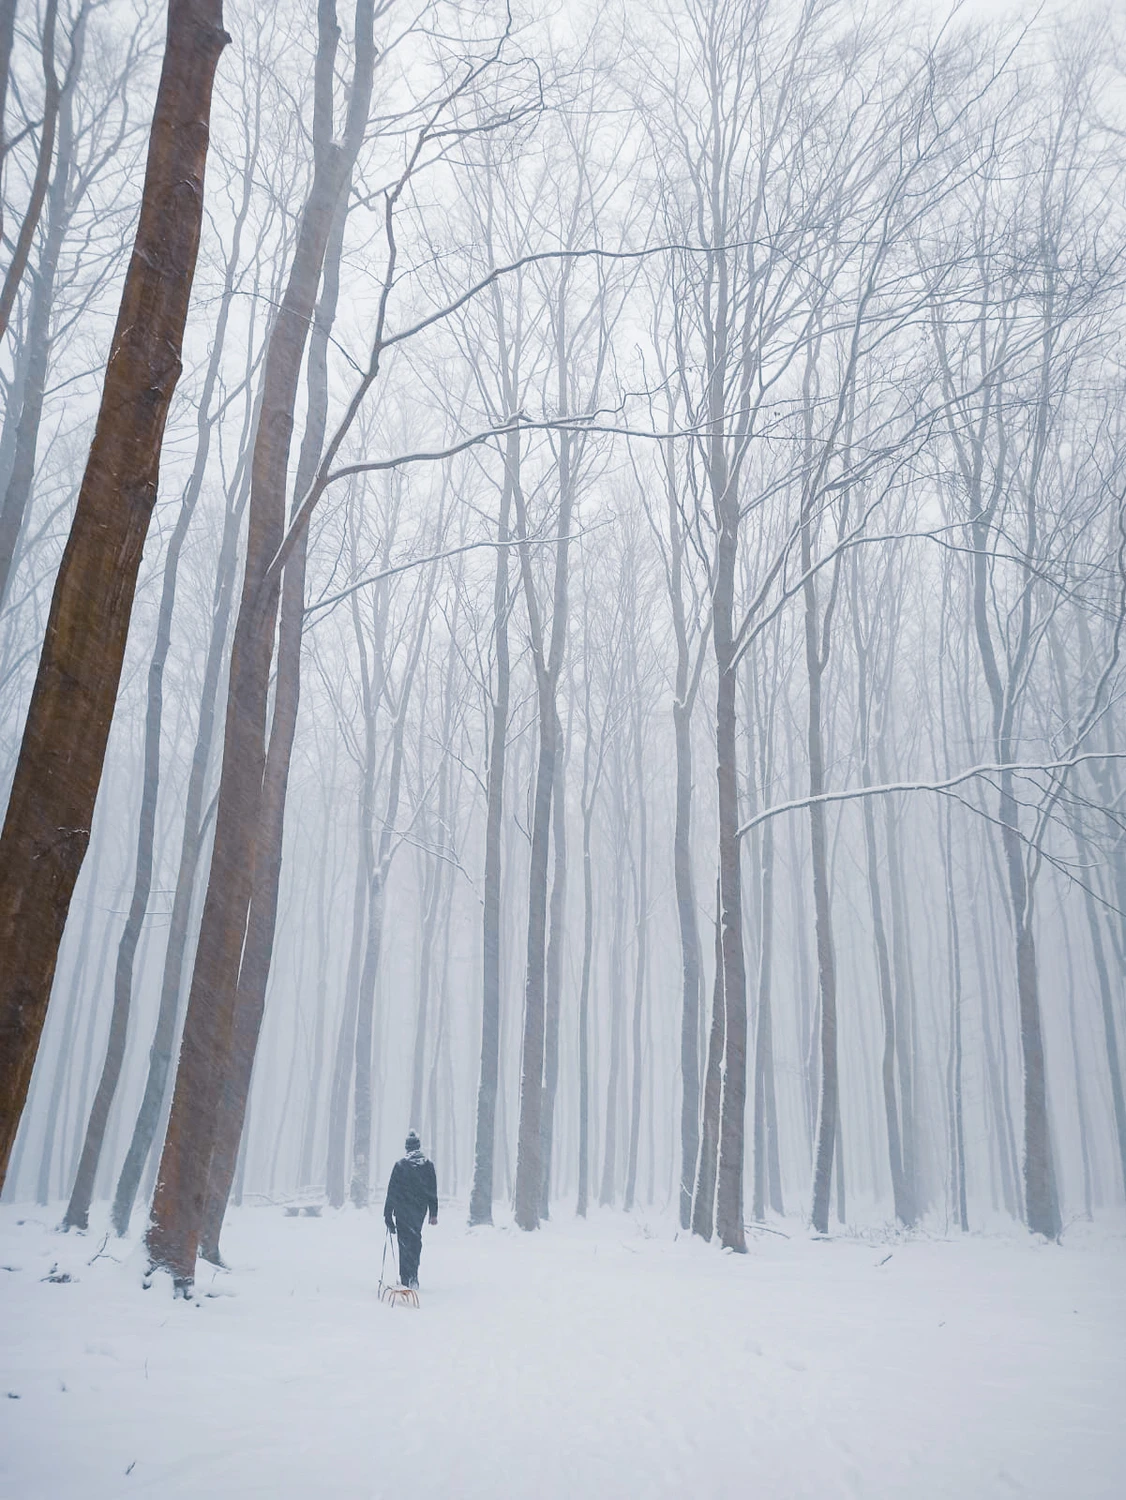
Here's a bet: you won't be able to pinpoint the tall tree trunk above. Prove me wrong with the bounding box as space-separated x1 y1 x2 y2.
657 429 706 1230
512 271 576 1231
0 0 227 1191
1069 811 1126 1198
516 690 556 1228
63 865 125 1192
1059 914 1093 1218
714 651 747 1251
942 804 968 1230
882 786 919 1215
426 882 453 1183
147 1 374 1286
411 842 443 1129
855 700 911 1221
576 790 595 1217
64 99 257 1233
35 830 105 1204
598 804 626 1208
806 559 839 1235
351 579 430 1208
692 882 724 1240
972 893 1018 1217
972 536 1060 1235
751 816 779 1222
468 437 514 1226
110 438 251 1235
539 728 567 1217
298 803 336 1188
1004 819 1060 1238
574 656 607 1218
196 533 305 1261
624 688 647 1214
673 697 702 1230
198 120 364 1257
326 851 366 1208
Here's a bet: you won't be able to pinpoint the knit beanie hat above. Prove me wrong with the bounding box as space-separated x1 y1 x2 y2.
405 1130 421 1153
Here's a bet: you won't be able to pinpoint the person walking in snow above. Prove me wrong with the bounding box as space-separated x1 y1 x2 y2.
383 1130 438 1290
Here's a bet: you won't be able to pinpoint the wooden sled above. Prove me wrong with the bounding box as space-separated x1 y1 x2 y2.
380 1283 420 1308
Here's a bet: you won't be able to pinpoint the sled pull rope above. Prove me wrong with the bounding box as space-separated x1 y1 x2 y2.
379 1225 393 1298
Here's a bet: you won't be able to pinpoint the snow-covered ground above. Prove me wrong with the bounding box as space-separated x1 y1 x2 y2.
1 1201 1122 1500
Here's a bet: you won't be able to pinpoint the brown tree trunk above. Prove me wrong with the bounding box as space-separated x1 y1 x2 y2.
196 532 306 1264
110 438 251 1236
198 127 361 1260
0 0 227 1192
147 0 374 1287
63 91 256 1234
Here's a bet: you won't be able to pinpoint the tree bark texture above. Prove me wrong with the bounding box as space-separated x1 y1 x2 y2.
0 0 227 1192
147 0 374 1286
111 453 249 1235
198 143 358 1260
64 103 256 1233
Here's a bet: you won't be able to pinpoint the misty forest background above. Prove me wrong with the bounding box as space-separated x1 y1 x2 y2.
1 0 1125 1288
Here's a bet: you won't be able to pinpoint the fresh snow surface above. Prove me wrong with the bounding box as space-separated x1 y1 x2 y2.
1 1202 1123 1499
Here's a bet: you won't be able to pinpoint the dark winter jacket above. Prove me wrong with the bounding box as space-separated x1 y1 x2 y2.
384 1150 438 1231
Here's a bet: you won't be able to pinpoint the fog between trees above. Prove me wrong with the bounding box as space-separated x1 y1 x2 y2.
0 0 1124 1289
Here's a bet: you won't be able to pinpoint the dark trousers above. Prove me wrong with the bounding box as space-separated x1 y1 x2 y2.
395 1219 423 1286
